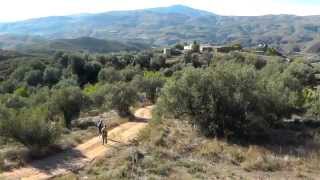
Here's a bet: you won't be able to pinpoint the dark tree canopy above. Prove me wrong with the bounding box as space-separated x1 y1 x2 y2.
51 87 85 128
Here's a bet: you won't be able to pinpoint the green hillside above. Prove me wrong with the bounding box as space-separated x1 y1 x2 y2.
0 35 149 53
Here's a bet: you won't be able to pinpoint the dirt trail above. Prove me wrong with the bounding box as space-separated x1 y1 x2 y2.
0 106 153 180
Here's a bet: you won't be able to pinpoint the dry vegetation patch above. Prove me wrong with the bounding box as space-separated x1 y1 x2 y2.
64 118 320 179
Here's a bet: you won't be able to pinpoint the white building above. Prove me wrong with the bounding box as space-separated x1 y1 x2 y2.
183 44 193 51
200 44 215 53
163 48 171 56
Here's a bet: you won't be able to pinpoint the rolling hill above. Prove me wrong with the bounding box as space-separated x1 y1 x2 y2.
1 5 320 53
307 41 320 54
0 35 149 53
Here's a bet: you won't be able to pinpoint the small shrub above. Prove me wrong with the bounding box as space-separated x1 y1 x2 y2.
0 80 17 94
196 140 222 162
153 128 169 147
148 161 171 176
229 149 246 165
304 88 320 121
120 66 142 82
53 78 78 89
242 155 282 172
83 84 99 96
5 95 27 109
14 87 29 97
241 146 282 172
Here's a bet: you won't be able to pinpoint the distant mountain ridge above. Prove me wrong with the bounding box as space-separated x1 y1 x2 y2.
1 5 320 53
146 5 214 16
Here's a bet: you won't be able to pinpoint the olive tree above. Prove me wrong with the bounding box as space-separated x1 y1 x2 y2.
104 82 138 117
43 67 61 86
150 55 166 71
51 87 85 128
157 62 300 138
25 70 43 86
84 61 102 84
0 106 61 150
133 72 165 103
120 66 142 82
134 53 151 68
98 67 122 83
0 80 18 93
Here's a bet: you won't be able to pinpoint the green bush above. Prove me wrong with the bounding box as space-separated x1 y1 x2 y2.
0 106 61 150
29 60 46 71
28 87 51 106
24 70 43 86
98 67 122 83
175 43 184 50
83 83 106 108
69 55 85 75
10 66 32 82
43 67 61 86
53 77 78 89
83 84 99 96
84 61 102 84
134 53 151 68
87 85 108 108
258 60 304 116
266 48 282 56
0 80 18 94
285 61 316 86
5 95 28 109
120 66 142 82
304 88 320 121
14 87 29 97
157 61 301 138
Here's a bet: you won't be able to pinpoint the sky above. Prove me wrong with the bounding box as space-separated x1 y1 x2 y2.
0 0 320 22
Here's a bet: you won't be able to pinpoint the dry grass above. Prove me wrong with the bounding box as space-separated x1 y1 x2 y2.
0 128 98 172
58 127 97 149
54 173 78 180
56 118 320 179
242 154 282 172
0 138 28 171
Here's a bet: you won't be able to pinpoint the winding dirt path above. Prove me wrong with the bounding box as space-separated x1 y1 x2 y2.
0 106 153 180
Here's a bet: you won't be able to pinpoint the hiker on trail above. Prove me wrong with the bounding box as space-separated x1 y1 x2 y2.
101 124 108 145
97 118 103 137
139 95 146 107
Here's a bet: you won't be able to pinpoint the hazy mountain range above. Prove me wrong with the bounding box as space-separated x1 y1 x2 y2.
1 5 320 53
